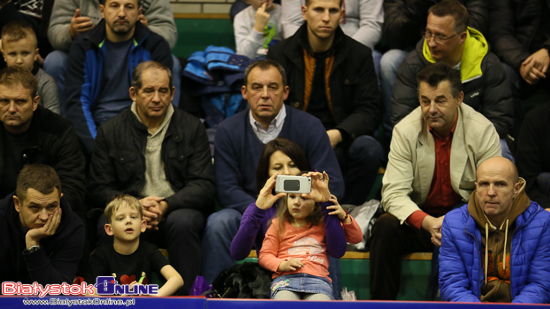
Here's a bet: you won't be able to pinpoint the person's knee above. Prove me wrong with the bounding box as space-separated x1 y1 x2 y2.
43 50 69 76
171 54 182 73
165 209 205 233
371 213 401 242
380 49 407 78
348 136 384 162
372 49 382 77
536 172 550 196
204 208 242 236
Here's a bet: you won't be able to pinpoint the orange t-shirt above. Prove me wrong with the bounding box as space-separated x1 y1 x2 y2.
259 217 362 281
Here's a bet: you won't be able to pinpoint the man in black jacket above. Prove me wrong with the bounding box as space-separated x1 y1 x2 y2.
88 61 216 295
380 0 488 142
0 164 85 286
391 0 513 159
0 67 86 218
490 0 550 94
266 0 383 205
515 102 550 210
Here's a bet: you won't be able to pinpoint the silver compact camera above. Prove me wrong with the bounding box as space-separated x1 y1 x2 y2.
275 175 311 194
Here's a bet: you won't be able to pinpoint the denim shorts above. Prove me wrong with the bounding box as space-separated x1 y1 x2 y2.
270 273 334 300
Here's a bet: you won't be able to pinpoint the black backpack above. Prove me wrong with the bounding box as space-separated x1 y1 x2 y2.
211 262 272 298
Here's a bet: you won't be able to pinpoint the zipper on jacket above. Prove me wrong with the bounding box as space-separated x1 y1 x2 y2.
464 227 483 297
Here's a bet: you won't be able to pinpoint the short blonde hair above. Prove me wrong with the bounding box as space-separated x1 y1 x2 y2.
104 194 142 224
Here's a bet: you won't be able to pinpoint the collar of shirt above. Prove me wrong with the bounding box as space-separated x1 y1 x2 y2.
248 105 286 143
131 102 174 137
453 61 461 71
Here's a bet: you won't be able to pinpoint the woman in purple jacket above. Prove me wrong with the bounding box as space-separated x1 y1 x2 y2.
229 138 349 298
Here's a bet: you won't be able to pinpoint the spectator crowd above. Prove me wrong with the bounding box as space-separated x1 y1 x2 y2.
0 0 550 303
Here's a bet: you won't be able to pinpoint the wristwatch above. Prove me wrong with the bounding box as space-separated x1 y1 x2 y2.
23 245 40 254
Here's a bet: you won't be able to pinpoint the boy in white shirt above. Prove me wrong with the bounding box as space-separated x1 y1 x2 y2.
234 0 283 59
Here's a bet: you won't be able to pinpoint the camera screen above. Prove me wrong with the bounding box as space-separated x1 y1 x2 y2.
284 180 300 191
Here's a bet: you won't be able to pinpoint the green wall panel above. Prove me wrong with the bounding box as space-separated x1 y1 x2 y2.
173 19 236 58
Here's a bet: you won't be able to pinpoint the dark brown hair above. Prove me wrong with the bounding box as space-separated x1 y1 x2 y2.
255 137 310 193
132 60 173 93
428 0 469 33
16 164 62 202
0 67 38 99
416 62 463 99
274 194 324 237
244 59 287 87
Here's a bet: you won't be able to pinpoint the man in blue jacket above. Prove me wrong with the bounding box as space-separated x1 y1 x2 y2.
201 59 345 298
440 157 550 303
65 0 172 153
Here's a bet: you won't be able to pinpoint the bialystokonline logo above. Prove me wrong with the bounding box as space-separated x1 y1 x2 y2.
2 277 159 297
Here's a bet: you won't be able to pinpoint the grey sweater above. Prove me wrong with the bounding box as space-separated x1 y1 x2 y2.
35 68 60 114
47 0 177 50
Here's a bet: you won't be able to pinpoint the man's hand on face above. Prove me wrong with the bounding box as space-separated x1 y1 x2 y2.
25 208 62 249
326 129 342 148
421 215 445 247
138 14 149 27
254 3 271 33
70 9 95 39
520 49 550 84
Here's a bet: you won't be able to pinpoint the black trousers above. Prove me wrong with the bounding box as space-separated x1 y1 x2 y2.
369 213 434 300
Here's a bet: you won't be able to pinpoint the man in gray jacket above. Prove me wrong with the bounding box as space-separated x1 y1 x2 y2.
43 0 180 114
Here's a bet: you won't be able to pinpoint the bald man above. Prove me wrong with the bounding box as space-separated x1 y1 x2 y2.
439 157 550 303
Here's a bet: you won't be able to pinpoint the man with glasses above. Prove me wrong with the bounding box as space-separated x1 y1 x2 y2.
390 0 513 159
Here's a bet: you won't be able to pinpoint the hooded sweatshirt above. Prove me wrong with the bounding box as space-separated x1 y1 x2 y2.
467 178 531 302
423 27 487 83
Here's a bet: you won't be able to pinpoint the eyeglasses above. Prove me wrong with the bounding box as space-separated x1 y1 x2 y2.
423 31 459 44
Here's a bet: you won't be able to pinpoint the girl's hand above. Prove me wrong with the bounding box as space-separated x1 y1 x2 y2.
326 195 347 221
256 174 287 210
278 258 305 272
301 171 330 202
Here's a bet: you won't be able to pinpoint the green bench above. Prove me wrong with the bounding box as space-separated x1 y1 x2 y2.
239 251 433 301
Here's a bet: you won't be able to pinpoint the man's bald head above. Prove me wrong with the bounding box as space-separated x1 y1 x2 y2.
475 157 521 226
477 157 518 184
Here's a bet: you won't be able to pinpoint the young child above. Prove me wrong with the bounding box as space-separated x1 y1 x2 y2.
259 175 363 300
233 0 283 59
1 20 60 114
87 195 183 296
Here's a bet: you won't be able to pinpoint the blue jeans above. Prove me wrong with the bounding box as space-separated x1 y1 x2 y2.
43 51 182 116
500 138 514 162
372 49 382 81
380 49 409 145
270 273 334 299
201 208 343 299
334 135 385 205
